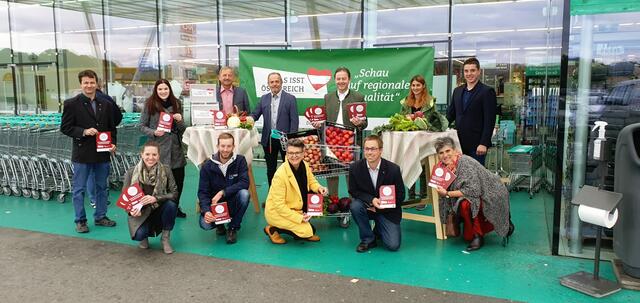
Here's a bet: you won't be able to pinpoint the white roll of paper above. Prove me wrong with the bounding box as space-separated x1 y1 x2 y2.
578 204 619 228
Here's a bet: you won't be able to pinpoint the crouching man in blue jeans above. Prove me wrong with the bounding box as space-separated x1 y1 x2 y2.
197 132 250 244
348 135 405 253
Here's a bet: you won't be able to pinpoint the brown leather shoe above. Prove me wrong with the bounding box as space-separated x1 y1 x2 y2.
306 234 320 242
263 225 286 244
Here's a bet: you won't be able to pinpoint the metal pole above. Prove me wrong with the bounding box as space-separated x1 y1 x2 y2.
447 0 453 106
552 0 572 256
569 15 593 254
594 225 602 280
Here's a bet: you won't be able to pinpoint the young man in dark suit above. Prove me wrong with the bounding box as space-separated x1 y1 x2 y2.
447 57 497 165
60 70 120 233
216 66 250 114
251 72 299 187
348 135 405 252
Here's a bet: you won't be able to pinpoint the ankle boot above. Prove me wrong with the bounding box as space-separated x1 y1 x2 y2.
466 235 484 251
161 230 174 254
138 238 149 249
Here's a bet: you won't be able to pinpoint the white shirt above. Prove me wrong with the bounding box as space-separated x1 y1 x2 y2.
211 153 237 177
336 89 349 125
367 159 381 188
270 90 282 128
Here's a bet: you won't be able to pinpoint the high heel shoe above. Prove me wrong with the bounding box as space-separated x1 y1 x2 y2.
502 221 515 247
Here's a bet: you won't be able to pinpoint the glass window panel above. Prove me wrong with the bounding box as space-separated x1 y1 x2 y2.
222 1 285 45
1 1 10 64
105 0 159 113
8 1 56 64
55 1 106 101
373 1 449 46
289 0 361 49
159 0 219 99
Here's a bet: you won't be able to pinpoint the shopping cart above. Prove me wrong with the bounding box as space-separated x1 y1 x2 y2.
285 123 361 228
0 113 144 202
507 145 543 198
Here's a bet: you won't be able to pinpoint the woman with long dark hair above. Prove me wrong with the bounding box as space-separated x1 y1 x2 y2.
140 79 187 218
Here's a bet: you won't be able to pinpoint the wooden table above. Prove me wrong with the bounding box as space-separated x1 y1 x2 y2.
381 130 461 240
182 126 261 213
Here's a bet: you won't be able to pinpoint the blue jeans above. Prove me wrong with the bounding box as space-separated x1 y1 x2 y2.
132 201 178 241
350 198 401 251
72 162 110 223
199 189 250 231
86 169 109 203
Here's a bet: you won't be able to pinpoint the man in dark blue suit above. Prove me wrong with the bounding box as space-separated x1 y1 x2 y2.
251 72 299 187
447 58 497 165
348 135 405 253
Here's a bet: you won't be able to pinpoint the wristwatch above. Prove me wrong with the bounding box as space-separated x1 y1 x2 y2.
445 192 450 199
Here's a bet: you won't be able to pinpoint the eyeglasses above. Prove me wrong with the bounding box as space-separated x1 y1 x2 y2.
287 151 304 156
364 147 380 152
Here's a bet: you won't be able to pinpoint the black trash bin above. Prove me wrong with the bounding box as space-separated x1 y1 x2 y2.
613 123 640 278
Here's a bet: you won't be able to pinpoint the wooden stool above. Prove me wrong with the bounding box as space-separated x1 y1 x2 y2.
401 154 446 240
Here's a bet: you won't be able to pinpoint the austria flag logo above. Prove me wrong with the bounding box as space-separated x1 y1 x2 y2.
306 68 332 91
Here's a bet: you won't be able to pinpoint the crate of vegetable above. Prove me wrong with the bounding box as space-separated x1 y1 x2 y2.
286 130 327 174
323 195 351 228
372 111 449 135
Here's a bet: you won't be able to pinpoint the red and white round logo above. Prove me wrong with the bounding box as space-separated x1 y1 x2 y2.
382 186 392 196
214 205 225 214
127 186 138 196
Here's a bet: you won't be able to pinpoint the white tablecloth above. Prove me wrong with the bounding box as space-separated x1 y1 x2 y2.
182 126 260 166
381 130 460 187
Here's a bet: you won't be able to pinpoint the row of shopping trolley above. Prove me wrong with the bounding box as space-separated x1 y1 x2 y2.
0 113 144 202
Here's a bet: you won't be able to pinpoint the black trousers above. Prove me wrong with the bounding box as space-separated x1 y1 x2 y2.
171 166 185 206
263 138 286 187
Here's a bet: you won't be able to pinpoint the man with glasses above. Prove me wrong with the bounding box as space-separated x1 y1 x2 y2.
197 132 250 244
251 72 299 187
348 135 405 252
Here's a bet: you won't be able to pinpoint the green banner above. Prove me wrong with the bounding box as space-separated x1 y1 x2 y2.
238 47 434 118
571 0 640 15
525 65 561 76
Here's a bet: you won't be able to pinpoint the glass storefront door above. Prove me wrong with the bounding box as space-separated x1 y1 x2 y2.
0 65 15 113
12 62 58 114
558 5 640 257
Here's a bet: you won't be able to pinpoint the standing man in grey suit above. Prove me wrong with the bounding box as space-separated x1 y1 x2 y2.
216 66 250 114
311 67 367 197
251 72 299 187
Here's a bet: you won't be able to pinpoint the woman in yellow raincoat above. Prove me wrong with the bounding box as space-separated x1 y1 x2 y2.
263 138 328 244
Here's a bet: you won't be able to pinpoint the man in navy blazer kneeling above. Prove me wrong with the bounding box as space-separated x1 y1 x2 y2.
348 135 405 252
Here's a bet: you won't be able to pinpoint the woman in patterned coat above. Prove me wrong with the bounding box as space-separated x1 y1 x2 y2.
434 136 514 251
